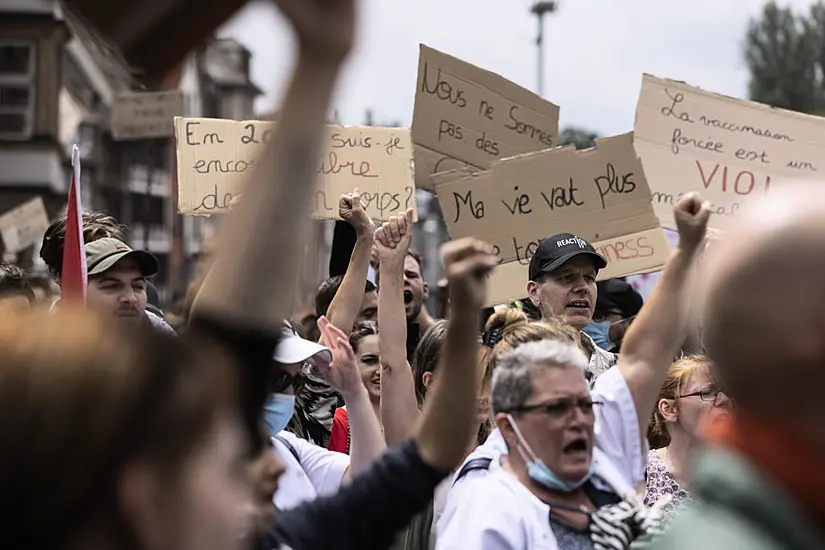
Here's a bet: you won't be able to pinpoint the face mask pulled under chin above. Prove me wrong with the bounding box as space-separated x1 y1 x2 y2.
506 414 596 493
263 393 296 437
582 320 614 352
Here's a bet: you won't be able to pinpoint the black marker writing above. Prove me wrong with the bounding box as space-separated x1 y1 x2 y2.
501 186 532 215
670 128 724 156
660 89 695 123
594 163 636 209
504 105 554 147
452 190 485 222
420 62 467 108
539 178 584 210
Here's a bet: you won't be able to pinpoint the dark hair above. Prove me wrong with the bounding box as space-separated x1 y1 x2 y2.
407 249 424 272
40 211 126 280
374 249 424 287
349 320 378 354
0 307 237 548
411 320 448 405
0 262 34 302
315 275 377 317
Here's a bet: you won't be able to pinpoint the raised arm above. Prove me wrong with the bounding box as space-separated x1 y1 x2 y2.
414 238 497 471
315 316 386 479
376 209 420 445
273 238 497 550
188 0 353 441
323 190 375 337
192 0 352 330
618 192 710 436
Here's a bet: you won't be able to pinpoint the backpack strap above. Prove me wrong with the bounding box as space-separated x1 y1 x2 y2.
453 457 493 485
273 434 301 464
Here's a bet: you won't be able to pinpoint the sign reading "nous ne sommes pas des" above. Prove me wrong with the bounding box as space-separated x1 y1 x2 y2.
174 117 416 221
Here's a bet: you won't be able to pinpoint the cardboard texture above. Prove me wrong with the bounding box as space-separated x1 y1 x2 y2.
635 74 825 230
0 197 49 254
434 133 669 306
411 45 559 190
174 117 416 221
112 91 184 140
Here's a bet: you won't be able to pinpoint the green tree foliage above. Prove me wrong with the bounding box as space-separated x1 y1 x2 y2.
745 1 825 114
557 126 598 150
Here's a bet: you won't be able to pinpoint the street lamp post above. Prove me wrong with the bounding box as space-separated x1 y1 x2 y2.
531 1 557 97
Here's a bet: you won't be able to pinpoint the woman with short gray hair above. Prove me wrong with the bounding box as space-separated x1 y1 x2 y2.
437 194 713 550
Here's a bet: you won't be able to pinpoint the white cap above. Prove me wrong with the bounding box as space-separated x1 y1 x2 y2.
274 324 332 365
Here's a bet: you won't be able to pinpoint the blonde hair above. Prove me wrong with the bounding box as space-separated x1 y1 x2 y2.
476 307 583 434
0 306 237 548
648 354 712 449
480 307 582 384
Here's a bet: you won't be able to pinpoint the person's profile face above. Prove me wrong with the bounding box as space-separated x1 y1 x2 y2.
86 258 147 321
176 417 249 550
126 416 249 550
244 427 285 540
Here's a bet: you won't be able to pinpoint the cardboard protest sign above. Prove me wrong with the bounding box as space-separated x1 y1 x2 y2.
434 133 670 306
174 117 416 221
635 74 825 230
111 91 184 140
0 196 49 254
412 45 560 190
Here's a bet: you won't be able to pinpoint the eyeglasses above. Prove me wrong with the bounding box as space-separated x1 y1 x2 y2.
512 397 603 419
679 388 726 403
270 368 306 394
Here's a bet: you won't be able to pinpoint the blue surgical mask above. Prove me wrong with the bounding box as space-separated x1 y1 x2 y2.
583 320 614 352
263 393 296 437
506 414 596 492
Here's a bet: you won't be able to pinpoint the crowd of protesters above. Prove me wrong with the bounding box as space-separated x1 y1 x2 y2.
1 0 823 549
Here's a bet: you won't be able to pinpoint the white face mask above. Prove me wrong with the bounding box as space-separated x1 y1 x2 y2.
262 393 296 437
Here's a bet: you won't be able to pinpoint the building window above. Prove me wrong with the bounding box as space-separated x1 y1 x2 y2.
0 42 35 140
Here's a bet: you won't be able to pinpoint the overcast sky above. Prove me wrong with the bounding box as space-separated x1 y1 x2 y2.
218 0 817 137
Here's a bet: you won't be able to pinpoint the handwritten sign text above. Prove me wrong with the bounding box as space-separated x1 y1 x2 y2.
411 45 559 189
174 117 416 221
635 74 825 229
434 133 669 306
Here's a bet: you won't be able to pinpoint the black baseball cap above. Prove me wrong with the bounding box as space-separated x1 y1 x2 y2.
528 233 607 281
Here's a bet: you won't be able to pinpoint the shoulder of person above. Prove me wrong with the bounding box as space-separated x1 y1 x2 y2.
452 429 506 484
437 470 540 550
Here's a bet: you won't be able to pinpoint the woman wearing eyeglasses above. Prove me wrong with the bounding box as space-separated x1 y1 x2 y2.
645 355 732 518
264 320 387 512
437 194 713 550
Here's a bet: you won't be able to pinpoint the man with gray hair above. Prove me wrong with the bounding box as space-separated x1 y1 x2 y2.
653 184 825 549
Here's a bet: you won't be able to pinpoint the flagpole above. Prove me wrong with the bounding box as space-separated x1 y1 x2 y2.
61 144 87 303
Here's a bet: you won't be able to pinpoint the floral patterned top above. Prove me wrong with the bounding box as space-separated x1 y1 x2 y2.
644 449 693 519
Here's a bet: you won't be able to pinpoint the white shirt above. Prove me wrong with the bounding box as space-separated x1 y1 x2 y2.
271 430 350 511
436 367 645 550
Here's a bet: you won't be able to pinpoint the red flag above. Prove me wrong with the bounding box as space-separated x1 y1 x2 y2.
61 145 87 302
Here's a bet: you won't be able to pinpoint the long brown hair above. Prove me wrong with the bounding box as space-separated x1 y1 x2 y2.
648 354 712 449
0 306 237 548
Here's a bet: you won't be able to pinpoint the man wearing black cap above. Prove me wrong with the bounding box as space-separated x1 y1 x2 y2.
527 233 617 380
